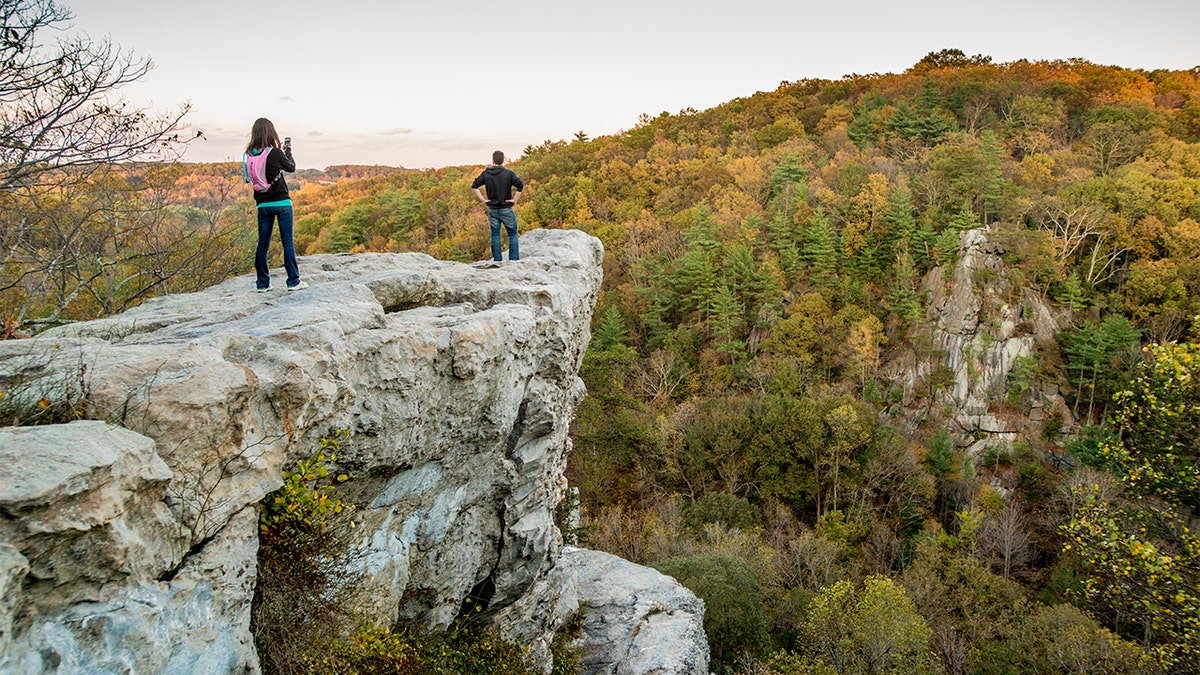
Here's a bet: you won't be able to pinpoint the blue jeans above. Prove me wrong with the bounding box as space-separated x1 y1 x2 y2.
255 205 301 289
487 207 519 261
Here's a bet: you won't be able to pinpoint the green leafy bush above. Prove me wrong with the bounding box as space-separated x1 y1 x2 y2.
311 622 542 675
252 436 360 675
759 650 838 674
971 604 1150 674
655 554 770 668
800 575 941 674
684 492 763 534
258 434 352 550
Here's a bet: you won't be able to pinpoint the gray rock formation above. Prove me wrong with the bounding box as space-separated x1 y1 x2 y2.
0 229 708 672
494 548 710 675
0 420 260 672
885 228 1072 455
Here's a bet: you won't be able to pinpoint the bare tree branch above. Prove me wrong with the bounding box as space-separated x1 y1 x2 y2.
0 0 192 193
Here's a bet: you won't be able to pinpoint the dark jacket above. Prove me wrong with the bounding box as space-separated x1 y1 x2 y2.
471 165 524 208
253 146 296 205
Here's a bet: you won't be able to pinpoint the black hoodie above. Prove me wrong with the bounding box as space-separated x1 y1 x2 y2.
471 165 525 208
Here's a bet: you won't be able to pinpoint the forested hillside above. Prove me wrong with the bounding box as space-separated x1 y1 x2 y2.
5 48 1199 673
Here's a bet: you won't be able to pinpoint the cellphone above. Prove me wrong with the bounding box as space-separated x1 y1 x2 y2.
283 137 291 150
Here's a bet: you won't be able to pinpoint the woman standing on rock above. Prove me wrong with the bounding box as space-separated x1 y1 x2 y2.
243 117 307 292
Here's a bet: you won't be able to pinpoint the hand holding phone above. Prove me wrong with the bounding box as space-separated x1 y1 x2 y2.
283 137 292 151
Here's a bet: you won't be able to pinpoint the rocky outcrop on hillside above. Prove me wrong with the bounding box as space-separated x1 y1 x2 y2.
494 548 709 674
0 229 708 673
885 228 1072 456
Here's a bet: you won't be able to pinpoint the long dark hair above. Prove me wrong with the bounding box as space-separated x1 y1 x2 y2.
246 117 280 152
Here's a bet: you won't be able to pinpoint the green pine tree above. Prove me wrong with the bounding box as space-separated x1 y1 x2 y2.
676 247 720 319
766 209 802 278
710 284 747 360
979 130 1006 223
591 304 630 352
912 217 939 272
769 157 808 211
915 78 955 143
722 242 760 320
888 246 924 323
1056 272 1087 313
848 100 884 148
949 209 979 232
803 210 839 289
881 183 917 268
885 102 922 141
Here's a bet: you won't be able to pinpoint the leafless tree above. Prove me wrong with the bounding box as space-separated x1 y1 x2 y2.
636 348 689 403
1038 197 1130 286
1055 467 1121 523
1040 200 1108 264
0 1 247 335
2 164 251 332
774 528 842 590
0 0 192 191
978 501 1034 578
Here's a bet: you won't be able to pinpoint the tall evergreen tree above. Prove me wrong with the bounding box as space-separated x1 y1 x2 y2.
634 257 677 351
1056 272 1087 313
848 101 884 148
769 157 808 212
675 208 723 318
1062 316 1141 420
767 209 802 278
979 130 1006 223
722 241 763 322
676 247 720 319
888 246 923 323
710 284 747 359
881 184 917 267
885 103 922 141
592 304 630 351
916 78 955 143
803 210 840 289
755 259 786 329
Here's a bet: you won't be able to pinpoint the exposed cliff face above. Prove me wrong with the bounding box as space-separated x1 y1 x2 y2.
494 548 710 674
0 229 708 673
885 228 1073 455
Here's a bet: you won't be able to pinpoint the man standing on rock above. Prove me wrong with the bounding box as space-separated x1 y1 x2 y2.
471 150 525 261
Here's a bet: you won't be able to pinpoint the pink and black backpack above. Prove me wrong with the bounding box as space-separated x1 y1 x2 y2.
242 148 278 192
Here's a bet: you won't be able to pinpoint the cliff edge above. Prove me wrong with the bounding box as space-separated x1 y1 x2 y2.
0 229 708 674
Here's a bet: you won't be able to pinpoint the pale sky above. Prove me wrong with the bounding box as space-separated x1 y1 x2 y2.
65 0 1199 170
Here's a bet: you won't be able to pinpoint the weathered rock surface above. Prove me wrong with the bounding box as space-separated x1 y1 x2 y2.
494 547 710 675
0 419 261 672
0 230 710 673
884 228 1072 455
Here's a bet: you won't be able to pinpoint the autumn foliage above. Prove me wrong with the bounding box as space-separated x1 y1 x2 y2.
8 47 1200 673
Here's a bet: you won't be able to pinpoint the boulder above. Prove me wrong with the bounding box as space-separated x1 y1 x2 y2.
494 547 710 675
0 422 258 672
0 422 181 611
2 508 260 674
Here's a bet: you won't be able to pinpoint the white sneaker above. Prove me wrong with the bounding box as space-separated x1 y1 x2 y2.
256 287 270 293
287 281 309 291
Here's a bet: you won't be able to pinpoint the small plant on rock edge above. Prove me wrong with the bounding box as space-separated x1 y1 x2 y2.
258 432 353 550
